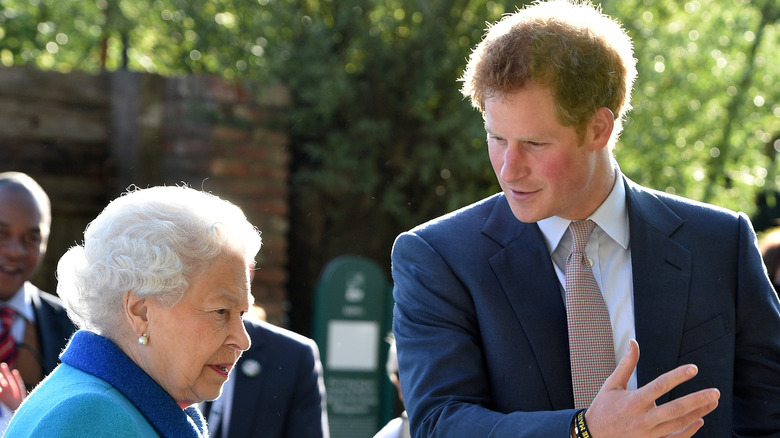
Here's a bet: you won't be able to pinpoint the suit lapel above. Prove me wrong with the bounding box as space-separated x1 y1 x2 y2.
625 180 691 403
28 286 59 373
229 322 268 437
485 198 573 409
482 185 694 407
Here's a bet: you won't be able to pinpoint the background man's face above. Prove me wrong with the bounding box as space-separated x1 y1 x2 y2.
0 187 48 300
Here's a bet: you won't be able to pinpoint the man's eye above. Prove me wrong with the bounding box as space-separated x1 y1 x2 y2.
25 234 41 244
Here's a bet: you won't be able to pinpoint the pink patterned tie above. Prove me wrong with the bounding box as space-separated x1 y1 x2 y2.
566 220 615 408
0 307 17 366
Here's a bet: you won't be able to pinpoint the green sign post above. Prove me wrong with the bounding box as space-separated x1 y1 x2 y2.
313 255 394 438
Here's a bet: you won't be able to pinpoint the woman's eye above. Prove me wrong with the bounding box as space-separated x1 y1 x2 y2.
215 309 227 315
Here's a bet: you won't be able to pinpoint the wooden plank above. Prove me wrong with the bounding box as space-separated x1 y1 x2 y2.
0 97 109 142
0 66 109 106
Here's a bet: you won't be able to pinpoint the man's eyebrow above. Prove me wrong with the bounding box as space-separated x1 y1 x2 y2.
0 218 41 227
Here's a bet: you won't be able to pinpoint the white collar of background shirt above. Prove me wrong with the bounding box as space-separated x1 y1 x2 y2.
8 282 35 322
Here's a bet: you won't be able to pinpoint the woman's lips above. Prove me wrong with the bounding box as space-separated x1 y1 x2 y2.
210 364 231 377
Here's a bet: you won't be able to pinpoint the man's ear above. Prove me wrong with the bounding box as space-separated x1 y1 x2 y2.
589 107 615 150
123 291 149 337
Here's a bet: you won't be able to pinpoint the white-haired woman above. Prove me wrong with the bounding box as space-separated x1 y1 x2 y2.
6 185 262 437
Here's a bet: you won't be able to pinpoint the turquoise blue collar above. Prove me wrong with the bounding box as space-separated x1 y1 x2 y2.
61 330 207 437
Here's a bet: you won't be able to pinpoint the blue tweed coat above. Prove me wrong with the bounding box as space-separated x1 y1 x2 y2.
5 330 207 437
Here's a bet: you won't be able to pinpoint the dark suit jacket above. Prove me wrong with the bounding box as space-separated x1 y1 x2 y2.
391 178 780 437
222 319 328 438
26 284 76 377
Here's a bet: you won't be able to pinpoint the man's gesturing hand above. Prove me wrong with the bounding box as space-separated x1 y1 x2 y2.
584 339 720 438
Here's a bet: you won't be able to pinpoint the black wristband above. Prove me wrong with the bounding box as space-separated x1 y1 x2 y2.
573 409 592 438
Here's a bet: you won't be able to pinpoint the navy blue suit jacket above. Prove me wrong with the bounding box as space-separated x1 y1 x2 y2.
27 285 76 377
222 319 328 438
392 178 780 437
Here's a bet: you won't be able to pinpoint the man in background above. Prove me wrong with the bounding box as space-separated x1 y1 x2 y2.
202 305 329 438
0 171 76 431
759 226 780 294
373 334 409 438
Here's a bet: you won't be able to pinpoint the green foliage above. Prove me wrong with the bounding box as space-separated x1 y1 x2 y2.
270 0 505 228
3 0 776 217
604 0 780 215
258 0 511 307
1 0 779 319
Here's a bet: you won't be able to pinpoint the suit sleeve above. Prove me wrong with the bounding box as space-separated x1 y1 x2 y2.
32 289 77 374
392 231 576 438
285 339 329 438
732 212 780 435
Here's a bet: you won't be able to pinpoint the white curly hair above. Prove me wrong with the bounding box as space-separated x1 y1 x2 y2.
56 185 262 334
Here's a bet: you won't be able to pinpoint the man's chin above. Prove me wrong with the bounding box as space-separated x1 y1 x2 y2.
507 206 544 224
0 285 22 301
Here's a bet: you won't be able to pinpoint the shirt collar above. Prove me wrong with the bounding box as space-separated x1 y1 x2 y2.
0 282 35 323
537 173 629 254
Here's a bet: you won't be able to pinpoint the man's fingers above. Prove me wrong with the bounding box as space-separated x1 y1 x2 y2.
604 338 639 391
648 388 720 436
11 369 24 399
589 341 720 438
634 361 702 407
654 388 720 423
660 418 705 438
0 365 8 389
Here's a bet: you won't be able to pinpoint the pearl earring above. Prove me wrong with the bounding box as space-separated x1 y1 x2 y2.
138 333 149 345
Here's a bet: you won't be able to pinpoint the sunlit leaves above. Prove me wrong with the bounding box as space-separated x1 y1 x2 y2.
605 0 779 214
0 0 777 219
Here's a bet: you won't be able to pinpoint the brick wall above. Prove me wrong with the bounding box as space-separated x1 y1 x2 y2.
0 66 291 326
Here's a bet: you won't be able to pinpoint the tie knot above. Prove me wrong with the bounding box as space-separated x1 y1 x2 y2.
0 306 15 321
569 220 596 254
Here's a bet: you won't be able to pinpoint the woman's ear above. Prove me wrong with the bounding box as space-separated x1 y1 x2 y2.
589 107 615 150
123 291 149 337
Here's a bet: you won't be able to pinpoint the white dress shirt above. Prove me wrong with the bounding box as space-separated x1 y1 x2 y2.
537 174 637 390
199 369 234 438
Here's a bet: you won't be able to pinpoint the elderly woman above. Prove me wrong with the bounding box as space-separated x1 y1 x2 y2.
5 185 262 437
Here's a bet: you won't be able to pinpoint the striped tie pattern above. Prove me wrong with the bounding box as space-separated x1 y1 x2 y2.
0 307 17 366
565 220 616 408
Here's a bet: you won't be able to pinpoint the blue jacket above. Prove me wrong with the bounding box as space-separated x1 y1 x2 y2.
6 331 207 437
219 318 328 438
27 284 76 377
392 177 780 437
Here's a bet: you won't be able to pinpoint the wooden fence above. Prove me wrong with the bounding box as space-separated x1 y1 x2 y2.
0 66 292 326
